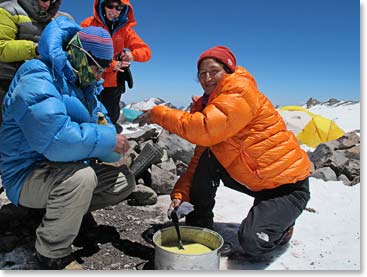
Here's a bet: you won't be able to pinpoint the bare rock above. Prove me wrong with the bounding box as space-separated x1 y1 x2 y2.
150 165 178 195
311 167 337 182
157 158 177 175
157 130 194 164
128 185 157 206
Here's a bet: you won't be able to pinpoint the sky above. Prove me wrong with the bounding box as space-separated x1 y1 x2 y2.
60 0 360 108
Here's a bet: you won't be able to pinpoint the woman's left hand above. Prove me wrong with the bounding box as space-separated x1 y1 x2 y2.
114 60 130 72
122 51 133 62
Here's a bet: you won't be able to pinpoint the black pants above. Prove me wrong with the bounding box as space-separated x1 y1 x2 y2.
97 87 123 125
186 149 310 256
0 79 11 125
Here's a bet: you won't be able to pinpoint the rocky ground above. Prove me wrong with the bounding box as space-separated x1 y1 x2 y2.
0 190 173 270
71 200 168 270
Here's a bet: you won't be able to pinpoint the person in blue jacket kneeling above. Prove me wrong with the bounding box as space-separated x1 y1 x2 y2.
0 16 135 269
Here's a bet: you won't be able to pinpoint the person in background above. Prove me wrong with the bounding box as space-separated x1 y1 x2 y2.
0 16 135 269
81 0 152 134
138 46 311 260
0 0 61 125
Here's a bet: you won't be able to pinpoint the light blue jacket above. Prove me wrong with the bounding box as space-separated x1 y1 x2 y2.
0 16 117 205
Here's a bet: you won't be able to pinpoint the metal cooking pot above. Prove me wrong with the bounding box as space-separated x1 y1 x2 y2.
152 226 224 270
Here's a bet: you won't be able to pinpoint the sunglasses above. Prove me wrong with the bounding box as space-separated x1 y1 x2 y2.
105 3 125 11
69 44 106 74
40 0 57 3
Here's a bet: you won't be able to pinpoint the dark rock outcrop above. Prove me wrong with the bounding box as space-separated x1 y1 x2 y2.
308 131 360 186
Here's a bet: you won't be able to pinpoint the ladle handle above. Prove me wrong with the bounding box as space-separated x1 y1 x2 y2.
171 211 184 250
173 223 184 249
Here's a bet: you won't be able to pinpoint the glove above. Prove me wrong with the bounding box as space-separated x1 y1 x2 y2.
116 66 133 93
167 202 194 220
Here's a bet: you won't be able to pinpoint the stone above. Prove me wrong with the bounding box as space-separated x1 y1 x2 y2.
127 185 157 206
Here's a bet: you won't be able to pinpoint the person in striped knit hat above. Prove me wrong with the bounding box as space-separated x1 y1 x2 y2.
0 17 136 269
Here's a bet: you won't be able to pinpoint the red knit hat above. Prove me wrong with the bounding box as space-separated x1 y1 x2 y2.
197 46 237 73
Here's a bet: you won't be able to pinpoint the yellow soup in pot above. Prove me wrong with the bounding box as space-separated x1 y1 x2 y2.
161 241 212 255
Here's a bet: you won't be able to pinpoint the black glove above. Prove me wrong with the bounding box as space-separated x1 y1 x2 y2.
116 66 133 93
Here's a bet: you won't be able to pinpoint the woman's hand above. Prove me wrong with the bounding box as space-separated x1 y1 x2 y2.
114 51 133 72
114 60 130 72
167 199 182 219
122 51 133 62
113 134 130 154
169 199 182 210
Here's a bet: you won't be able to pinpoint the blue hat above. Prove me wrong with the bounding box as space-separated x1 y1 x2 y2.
78 27 113 68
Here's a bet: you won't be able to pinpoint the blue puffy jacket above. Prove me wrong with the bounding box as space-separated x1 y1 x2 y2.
0 16 118 205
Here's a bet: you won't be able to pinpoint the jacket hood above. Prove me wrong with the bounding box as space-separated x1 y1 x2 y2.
93 0 137 30
38 16 108 97
18 0 61 23
38 16 82 84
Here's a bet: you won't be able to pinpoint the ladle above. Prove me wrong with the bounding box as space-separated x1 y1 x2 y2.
167 202 194 250
170 210 184 250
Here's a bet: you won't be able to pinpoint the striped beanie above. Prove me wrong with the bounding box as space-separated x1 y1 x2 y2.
78 27 113 68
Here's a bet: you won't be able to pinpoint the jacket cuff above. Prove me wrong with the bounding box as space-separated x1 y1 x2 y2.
170 192 183 201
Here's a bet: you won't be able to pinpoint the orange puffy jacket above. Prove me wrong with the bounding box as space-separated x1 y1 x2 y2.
81 0 151 88
151 66 311 202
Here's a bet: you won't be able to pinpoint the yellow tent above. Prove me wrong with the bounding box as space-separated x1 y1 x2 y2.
279 106 345 147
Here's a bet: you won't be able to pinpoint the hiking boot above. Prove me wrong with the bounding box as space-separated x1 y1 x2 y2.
228 251 272 263
219 241 233 257
80 212 98 229
73 212 98 247
36 251 82 270
279 226 294 245
74 225 121 247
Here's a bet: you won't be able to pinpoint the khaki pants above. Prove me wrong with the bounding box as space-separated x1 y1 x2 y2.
19 162 135 258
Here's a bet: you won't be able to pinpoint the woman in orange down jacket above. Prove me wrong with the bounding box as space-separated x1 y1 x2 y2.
81 0 151 133
140 46 311 259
